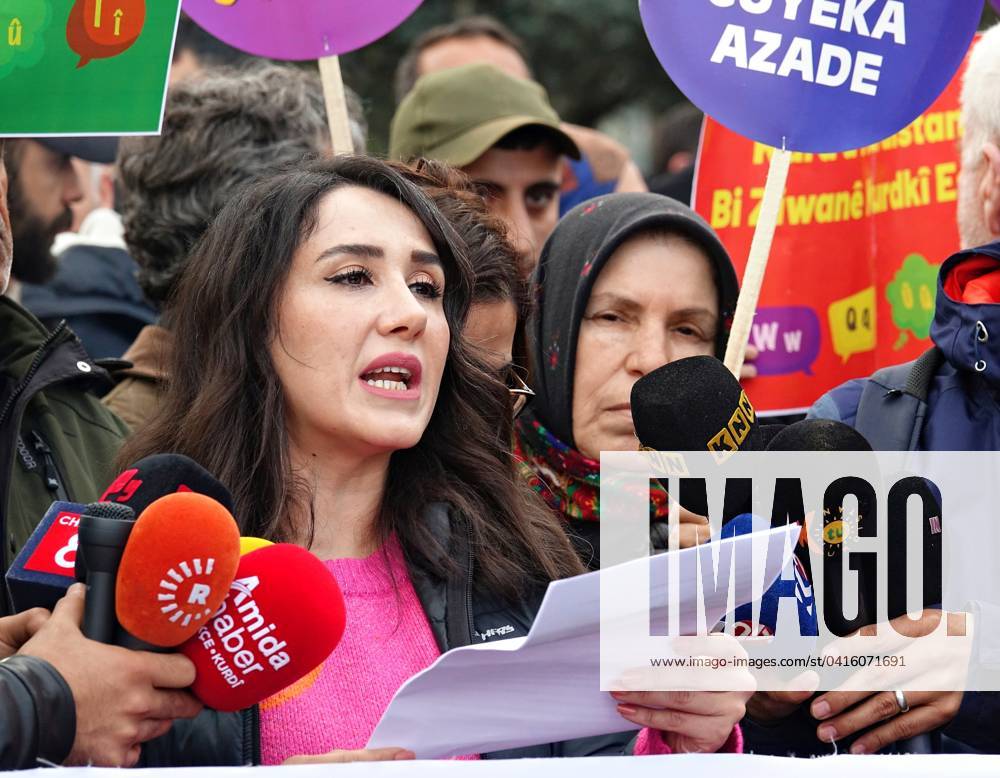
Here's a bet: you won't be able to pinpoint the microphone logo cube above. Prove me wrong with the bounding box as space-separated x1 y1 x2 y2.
25 510 81 576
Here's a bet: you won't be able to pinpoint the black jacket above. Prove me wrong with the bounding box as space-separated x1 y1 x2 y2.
20 242 157 361
141 504 641 765
0 298 130 616
0 655 76 769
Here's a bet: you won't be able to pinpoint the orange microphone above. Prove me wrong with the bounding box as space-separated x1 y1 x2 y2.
181 544 346 711
115 492 241 647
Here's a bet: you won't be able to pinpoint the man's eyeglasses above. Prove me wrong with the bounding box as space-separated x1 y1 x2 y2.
505 364 534 419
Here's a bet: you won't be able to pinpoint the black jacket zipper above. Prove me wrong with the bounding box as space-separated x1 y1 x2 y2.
242 705 260 765
31 431 69 502
464 529 475 640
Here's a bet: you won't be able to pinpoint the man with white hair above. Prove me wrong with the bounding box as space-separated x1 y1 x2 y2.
741 26 1000 757
811 23 1000 453
957 23 1000 251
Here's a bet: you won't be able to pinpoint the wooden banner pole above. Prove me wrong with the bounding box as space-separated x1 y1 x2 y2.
723 145 793 378
318 55 355 155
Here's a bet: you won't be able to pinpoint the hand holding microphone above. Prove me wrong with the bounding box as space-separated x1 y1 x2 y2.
8 450 345 758
18 583 202 767
5 454 239 615
105 488 344 713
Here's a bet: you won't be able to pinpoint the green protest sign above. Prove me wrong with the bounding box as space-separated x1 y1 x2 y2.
0 1 180 136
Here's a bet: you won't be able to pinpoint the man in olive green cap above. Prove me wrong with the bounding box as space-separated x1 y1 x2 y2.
390 63 580 276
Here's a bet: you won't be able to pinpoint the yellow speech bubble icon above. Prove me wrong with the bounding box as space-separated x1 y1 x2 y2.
828 286 876 364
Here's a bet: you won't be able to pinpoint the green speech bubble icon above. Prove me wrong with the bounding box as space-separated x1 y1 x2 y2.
886 253 941 351
0 0 51 81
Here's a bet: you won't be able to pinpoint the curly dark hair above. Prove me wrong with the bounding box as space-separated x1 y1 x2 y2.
117 63 365 307
118 156 583 599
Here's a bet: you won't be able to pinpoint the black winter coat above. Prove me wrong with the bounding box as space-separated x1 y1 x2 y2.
0 656 76 769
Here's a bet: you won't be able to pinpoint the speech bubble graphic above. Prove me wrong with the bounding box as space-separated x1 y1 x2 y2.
828 286 877 364
0 1 51 81
67 0 146 68
886 253 940 350
749 306 821 376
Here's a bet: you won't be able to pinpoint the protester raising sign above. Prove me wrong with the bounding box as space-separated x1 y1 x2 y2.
640 0 982 378
693 52 970 414
0 0 181 135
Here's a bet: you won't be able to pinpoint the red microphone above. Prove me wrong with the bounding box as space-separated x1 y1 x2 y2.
181 544 346 712
115 492 241 647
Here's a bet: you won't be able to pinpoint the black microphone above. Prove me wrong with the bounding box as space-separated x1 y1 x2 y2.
100 453 235 516
765 419 876 636
765 420 936 754
630 356 780 517
76 453 235 584
765 418 873 453
631 355 775 456
77 502 135 643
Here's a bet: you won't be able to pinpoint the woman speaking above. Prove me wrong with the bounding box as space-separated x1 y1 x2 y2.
122 158 749 764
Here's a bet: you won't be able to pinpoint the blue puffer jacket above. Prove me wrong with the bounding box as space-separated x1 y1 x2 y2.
784 239 1000 756
810 240 1000 451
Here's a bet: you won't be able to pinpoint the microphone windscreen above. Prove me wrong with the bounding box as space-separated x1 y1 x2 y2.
765 419 873 452
631 356 764 456
240 537 273 556
115 492 241 647
182 544 346 712
100 453 235 517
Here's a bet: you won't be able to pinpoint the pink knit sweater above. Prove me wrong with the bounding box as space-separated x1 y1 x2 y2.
259 538 741 763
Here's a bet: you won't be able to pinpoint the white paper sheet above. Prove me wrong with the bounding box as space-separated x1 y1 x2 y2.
368 525 797 758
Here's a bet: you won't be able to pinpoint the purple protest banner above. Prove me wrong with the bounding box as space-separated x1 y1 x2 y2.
182 0 423 60
639 0 982 154
639 0 983 378
993 0 1000 14
182 0 424 153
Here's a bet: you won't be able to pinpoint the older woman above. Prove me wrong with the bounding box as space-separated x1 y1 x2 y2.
515 192 742 566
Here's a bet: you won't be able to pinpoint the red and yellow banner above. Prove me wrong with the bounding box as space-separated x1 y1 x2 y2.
694 49 973 414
